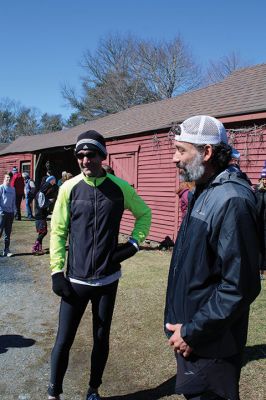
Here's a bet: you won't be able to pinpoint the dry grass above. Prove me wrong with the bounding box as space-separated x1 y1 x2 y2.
3 218 266 399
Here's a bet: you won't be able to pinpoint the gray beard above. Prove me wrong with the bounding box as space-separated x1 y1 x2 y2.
179 152 205 182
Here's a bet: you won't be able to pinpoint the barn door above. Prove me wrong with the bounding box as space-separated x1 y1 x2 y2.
109 153 136 187
107 144 140 188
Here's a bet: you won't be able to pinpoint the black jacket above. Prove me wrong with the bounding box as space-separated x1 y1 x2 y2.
50 173 151 280
255 186 266 268
165 169 261 358
34 181 58 220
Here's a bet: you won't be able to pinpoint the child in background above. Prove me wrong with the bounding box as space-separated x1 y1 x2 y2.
32 176 57 255
0 174 16 256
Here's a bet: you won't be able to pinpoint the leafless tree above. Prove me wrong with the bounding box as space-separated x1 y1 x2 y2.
136 36 201 98
0 98 65 142
62 33 202 121
203 51 250 85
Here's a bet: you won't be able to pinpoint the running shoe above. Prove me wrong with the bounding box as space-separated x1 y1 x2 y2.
86 393 101 400
2 250 13 257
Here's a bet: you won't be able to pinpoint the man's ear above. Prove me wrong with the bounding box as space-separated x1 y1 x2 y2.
203 145 213 161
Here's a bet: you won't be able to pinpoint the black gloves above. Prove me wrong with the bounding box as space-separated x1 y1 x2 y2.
112 239 139 264
52 272 73 299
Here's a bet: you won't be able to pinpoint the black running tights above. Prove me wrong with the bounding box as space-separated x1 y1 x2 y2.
48 280 118 397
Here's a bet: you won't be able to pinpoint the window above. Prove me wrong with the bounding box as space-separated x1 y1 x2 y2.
21 162 31 176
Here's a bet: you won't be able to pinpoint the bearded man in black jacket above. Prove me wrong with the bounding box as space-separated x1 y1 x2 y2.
164 115 261 400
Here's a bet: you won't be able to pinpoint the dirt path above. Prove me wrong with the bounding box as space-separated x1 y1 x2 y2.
1 219 265 400
0 240 59 400
0 220 178 400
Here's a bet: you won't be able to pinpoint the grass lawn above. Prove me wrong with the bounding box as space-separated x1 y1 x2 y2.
4 218 266 399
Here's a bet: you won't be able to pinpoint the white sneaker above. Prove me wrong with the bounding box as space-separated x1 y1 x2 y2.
2 250 13 257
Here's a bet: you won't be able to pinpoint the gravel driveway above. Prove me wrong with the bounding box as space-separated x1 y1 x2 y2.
0 246 60 400
0 221 178 400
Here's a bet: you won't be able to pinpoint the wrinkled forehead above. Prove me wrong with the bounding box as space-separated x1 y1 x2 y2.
174 140 199 151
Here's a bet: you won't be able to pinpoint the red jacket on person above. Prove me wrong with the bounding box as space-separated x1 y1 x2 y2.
10 172 25 196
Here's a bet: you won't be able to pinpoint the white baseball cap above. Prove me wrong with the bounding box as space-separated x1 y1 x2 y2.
175 115 228 145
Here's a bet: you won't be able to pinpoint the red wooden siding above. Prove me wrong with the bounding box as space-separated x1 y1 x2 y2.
0 125 264 244
106 132 179 243
108 143 140 187
227 127 266 184
105 126 266 243
0 153 35 215
0 153 35 181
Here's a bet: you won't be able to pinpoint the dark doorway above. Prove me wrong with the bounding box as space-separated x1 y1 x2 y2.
35 147 79 188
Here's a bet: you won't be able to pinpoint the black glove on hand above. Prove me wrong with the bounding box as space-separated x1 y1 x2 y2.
112 240 138 264
52 272 73 299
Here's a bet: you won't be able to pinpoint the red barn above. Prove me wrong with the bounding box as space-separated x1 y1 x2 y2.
1 63 266 242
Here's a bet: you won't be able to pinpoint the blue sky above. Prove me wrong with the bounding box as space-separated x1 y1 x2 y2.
0 0 265 119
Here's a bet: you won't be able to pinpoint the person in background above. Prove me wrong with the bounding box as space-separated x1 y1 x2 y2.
22 172 36 220
227 148 253 187
176 181 195 219
58 171 67 187
47 130 151 400
40 161 57 186
10 166 24 221
255 161 266 280
228 147 240 168
0 174 16 257
165 115 261 400
66 172 73 180
102 164 115 175
32 176 57 255
40 165 58 214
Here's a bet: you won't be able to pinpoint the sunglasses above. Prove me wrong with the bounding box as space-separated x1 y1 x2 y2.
76 151 97 160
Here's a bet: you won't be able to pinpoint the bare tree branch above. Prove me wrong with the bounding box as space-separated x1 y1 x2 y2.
62 33 202 121
204 51 250 85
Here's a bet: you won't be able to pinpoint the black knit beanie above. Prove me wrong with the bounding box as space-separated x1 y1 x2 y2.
75 130 107 159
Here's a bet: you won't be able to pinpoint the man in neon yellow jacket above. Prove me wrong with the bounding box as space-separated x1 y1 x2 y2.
48 130 151 400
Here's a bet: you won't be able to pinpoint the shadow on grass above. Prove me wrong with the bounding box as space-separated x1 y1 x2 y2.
103 345 266 399
11 252 47 257
11 248 50 257
10 252 37 257
242 344 266 366
139 247 173 253
102 375 176 399
0 334 35 354
139 246 160 251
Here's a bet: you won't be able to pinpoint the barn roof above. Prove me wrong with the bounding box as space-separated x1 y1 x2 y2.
0 143 10 152
1 63 266 155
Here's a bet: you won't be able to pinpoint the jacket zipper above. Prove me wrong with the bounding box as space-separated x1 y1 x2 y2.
173 193 195 277
92 180 97 275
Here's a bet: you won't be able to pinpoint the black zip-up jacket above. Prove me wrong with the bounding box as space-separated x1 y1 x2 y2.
34 181 57 220
50 172 151 281
255 186 266 268
165 169 261 358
